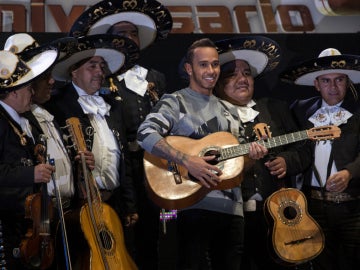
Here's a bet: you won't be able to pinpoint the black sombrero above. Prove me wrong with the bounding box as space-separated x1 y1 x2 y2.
69 0 172 50
280 48 360 85
0 48 58 93
51 34 140 82
215 35 281 78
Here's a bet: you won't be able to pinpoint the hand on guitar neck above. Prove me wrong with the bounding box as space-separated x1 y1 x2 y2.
253 123 288 179
258 123 326 265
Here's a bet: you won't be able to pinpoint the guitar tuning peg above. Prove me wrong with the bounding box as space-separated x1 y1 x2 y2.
66 143 76 150
62 134 72 141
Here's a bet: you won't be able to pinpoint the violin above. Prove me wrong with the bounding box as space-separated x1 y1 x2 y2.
19 138 55 269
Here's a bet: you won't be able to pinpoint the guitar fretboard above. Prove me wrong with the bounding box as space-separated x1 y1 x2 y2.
219 130 308 161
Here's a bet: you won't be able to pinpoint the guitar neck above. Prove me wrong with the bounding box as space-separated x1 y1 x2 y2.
220 130 309 161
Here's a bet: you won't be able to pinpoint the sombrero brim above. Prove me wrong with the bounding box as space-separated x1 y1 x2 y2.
4 33 38 53
69 0 172 50
0 48 58 92
51 34 139 82
52 48 125 82
88 12 156 50
281 54 360 85
216 36 281 77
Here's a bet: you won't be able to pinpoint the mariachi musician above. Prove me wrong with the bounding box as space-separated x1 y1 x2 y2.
0 45 58 269
44 34 139 269
3 33 97 269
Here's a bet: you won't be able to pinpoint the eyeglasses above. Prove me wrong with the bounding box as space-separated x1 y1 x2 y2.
317 76 348 87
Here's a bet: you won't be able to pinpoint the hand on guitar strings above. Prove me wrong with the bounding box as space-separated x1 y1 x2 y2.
264 157 287 179
325 169 351 193
248 142 268 160
34 163 55 183
183 155 222 189
74 150 95 171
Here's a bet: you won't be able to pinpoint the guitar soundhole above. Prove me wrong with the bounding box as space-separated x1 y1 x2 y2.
100 229 113 251
283 206 297 220
278 200 302 226
189 147 222 182
203 150 220 165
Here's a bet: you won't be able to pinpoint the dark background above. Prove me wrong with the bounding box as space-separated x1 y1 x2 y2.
1 32 360 105
1 32 359 269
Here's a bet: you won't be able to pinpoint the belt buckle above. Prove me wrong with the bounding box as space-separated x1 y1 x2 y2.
334 194 341 203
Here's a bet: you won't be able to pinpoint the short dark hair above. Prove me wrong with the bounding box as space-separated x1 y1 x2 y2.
185 38 217 65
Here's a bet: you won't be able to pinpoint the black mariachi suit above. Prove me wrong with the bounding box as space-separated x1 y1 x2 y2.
108 67 166 270
236 97 312 270
291 94 360 270
44 83 137 268
44 83 136 215
0 104 36 269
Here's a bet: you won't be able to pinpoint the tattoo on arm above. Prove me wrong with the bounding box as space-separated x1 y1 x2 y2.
152 139 188 165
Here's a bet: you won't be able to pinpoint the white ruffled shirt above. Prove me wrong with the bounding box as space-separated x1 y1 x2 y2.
31 104 74 197
309 101 352 187
236 99 259 123
74 83 121 190
117 64 149 96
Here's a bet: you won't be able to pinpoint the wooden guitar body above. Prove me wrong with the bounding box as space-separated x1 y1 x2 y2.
264 188 324 265
144 131 244 209
80 202 137 270
66 117 138 270
144 125 340 210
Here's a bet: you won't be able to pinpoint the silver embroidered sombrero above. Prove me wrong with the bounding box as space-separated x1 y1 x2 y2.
280 48 360 85
216 35 282 78
69 0 172 50
51 34 139 82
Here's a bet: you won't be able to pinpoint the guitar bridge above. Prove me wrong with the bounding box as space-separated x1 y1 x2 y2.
168 161 182 184
284 235 313 245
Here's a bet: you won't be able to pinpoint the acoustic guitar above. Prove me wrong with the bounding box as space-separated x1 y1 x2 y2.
66 117 137 270
143 125 340 209
253 123 325 265
265 188 325 265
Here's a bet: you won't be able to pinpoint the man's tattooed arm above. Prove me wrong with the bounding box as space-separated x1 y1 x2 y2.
151 138 189 166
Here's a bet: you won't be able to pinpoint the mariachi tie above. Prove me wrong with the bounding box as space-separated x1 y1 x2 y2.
236 100 259 123
78 95 111 116
19 117 35 143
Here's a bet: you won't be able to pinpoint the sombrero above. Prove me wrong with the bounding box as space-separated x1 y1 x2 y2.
215 35 281 78
51 34 139 82
280 48 360 85
69 0 172 50
0 48 58 93
3 33 78 62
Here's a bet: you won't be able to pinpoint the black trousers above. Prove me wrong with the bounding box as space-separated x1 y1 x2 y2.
306 198 360 270
176 209 244 270
123 150 160 270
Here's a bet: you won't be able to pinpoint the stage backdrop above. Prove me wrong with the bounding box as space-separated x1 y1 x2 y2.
0 32 359 104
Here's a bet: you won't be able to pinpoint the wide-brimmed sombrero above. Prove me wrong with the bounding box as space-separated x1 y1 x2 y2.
215 35 281 78
69 0 172 50
51 34 139 82
3 33 78 62
280 48 360 85
0 47 59 93
1 34 61 93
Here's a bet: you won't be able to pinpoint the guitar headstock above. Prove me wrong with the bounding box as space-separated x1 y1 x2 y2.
254 123 272 140
65 117 87 152
307 125 341 141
